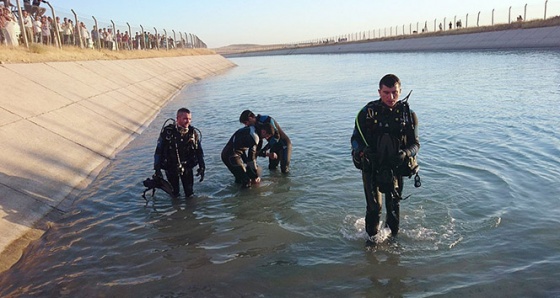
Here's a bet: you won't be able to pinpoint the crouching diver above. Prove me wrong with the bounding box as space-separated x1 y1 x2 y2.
154 108 205 198
221 122 276 188
239 110 292 174
351 74 420 242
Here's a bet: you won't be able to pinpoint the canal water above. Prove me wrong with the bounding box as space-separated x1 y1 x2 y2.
1 51 559 297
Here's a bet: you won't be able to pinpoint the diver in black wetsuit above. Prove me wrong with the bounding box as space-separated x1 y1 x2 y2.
221 123 276 188
351 74 420 241
239 110 292 174
154 108 205 198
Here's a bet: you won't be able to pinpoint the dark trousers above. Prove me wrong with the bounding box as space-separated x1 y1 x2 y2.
362 170 403 237
165 166 193 197
268 139 292 173
221 152 261 185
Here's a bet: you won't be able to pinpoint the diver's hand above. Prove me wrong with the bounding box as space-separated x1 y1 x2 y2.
267 152 278 160
196 167 205 182
155 169 163 178
393 150 407 166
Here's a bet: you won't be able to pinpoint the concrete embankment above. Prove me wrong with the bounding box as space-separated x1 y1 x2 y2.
224 25 560 57
0 54 235 271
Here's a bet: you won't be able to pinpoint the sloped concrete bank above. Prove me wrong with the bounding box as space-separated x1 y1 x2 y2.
224 25 560 57
0 54 236 271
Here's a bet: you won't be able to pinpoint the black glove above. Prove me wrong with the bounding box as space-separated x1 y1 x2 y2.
155 168 163 178
352 149 363 169
196 167 205 182
392 150 407 166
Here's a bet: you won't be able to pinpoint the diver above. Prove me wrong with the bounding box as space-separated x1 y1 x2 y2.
239 110 292 174
221 122 276 188
351 74 420 242
154 108 205 198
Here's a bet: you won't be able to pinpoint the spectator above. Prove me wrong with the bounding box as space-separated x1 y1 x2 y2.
90 25 98 48
32 0 46 19
23 0 31 13
22 10 33 43
32 13 41 43
61 17 71 45
116 29 122 50
122 30 130 50
105 28 113 50
79 22 89 48
134 31 141 49
41 15 50 45
0 6 18 46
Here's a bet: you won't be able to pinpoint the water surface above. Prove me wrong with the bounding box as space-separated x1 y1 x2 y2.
1 51 559 297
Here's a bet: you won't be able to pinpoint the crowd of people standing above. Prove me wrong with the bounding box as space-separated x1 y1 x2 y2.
0 0 180 49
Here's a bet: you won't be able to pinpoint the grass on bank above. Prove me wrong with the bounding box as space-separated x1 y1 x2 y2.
0 44 216 64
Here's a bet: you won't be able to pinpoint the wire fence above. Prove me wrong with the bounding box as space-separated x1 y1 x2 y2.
1 0 207 50
234 1 560 52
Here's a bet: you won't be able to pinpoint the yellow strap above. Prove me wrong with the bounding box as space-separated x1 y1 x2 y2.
355 109 369 147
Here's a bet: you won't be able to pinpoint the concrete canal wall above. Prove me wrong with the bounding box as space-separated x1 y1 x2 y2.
0 54 236 271
224 25 560 57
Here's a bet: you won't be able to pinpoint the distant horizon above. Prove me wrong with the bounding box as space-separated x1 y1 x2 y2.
35 0 560 48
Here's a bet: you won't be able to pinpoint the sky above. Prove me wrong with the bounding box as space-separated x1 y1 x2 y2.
45 0 557 48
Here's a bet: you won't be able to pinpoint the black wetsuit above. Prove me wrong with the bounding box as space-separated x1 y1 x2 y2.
254 114 292 173
221 126 262 187
351 99 419 237
154 124 204 197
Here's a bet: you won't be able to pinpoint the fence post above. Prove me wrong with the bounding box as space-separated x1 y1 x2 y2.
172 30 176 49
477 12 480 26
153 27 158 50
492 9 495 25
163 29 168 50
71 10 83 48
524 4 527 21
544 0 548 19
15 0 29 48
466 13 469 28
509 6 512 23
92 16 100 50
433 19 436 31
110 20 117 50
140 25 144 49
126 23 131 50
45 1 62 48
443 17 446 30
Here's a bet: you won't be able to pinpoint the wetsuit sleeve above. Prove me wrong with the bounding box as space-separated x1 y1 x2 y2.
195 130 205 168
351 106 368 153
258 143 271 157
154 130 166 171
246 127 260 176
404 111 420 157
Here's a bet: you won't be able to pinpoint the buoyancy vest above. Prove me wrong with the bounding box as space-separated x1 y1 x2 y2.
160 123 202 169
357 99 419 178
